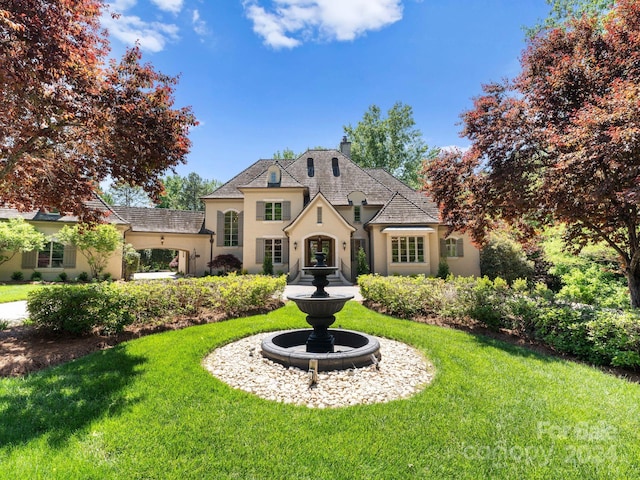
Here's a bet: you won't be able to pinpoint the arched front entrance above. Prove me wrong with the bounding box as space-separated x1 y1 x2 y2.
305 235 335 267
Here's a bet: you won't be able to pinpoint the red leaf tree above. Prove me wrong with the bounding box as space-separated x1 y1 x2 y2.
423 0 640 307
0 1 196 220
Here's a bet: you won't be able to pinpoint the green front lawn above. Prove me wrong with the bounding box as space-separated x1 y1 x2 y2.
1 302 638 479
0 283 46 303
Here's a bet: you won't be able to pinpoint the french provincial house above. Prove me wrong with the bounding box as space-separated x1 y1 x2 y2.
0 139 480 283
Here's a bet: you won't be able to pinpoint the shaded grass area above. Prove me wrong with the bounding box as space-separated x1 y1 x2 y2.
0 283 45 303
1 302 639 479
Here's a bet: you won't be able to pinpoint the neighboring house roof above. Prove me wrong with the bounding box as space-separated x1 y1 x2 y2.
367 192 439 225
112 206 209 234
0 195 129 224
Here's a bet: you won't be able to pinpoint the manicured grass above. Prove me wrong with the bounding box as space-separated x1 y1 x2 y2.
0 283 46 303
1 302 638 479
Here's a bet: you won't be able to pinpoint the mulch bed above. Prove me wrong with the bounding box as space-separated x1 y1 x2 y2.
1 300 638 383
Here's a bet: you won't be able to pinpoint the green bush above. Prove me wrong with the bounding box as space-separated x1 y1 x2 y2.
480 234 534 284
358 274 640 370
11 271 23 281
28 284 136 334
557 264 629 309
30 271 42 281
77 271 90 282
56 272 68 282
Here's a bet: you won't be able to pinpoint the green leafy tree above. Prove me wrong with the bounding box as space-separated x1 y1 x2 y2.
273 148 297 159
156 175 183 209
344 102 438 189
104 182 152 207
157 173 220 211
58 224 122 278
0 218 46 266
526 0 614 37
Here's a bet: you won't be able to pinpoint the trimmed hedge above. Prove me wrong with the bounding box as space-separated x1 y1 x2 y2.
358 274 640 369
27 274 287 334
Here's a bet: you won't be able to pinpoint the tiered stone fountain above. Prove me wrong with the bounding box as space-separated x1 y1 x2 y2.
261 252 381 371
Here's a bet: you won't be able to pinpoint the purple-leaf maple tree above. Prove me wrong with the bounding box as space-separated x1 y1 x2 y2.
423 0 640 307
0 1 196 221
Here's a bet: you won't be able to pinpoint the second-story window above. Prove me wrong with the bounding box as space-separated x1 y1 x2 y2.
224 211 239 246
354 205 361 223
265 202 283 221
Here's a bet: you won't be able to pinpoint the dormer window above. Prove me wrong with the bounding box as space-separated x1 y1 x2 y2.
332 157 340 177
267 165 281 187
307 157 314 177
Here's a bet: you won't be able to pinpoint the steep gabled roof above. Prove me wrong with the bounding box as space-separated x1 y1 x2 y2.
202 159 296 199
367 192 439 225
112 206 208 234
240 161 304 189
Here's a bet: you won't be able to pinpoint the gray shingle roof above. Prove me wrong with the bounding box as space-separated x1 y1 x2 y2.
201 148 441 226
368 192 439 225
112 206 208 234
0 196 128 224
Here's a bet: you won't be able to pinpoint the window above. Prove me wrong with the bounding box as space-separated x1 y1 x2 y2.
332 157 340 176
264 202 283 221
391 236 424 263
442 238 464 258
354 205 361 223
224 211 239 246
264 238 283 264
38 241 65 268
269 171 277 184
307 157 314 177
317 207 323 224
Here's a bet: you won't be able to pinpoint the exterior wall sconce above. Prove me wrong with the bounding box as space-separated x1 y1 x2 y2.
342 241 347 250
160 235 164 245
293 241 298 250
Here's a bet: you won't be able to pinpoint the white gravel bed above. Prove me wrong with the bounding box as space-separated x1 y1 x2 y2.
203 332 434 409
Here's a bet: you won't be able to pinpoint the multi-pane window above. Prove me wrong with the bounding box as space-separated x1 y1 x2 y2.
224 211 239 246
264 238 283 264
445 238 458 257
264 202 283 221
38 241 64 268
391 236 424 263
354 205 361 223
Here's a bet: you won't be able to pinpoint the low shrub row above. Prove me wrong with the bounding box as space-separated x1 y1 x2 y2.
27 274 287 334
358 274 640 369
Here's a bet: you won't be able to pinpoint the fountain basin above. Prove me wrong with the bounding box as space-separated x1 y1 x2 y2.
286 294 353 318
261 329 381 371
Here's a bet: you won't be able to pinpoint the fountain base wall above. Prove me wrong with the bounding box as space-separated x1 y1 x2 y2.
261 329 381 371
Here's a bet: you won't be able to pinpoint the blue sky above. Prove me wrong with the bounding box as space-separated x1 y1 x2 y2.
102 0 552 184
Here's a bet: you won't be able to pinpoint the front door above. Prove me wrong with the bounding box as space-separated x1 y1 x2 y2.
305 236 334 267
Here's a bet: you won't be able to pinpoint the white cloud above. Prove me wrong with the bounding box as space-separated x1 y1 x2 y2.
243 0 403 49
192 9 210 37
103 1 180 52
150 0 184 14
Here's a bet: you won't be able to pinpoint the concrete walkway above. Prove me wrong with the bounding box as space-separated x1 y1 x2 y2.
0 284 362 326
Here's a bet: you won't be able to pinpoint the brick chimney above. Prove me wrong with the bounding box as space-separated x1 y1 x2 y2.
339 135 351 158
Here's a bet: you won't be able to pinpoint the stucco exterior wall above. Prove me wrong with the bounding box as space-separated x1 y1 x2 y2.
437 228 481 277
123 231 212 276
0 222 126 282
240 188 305 274
285 195 354 280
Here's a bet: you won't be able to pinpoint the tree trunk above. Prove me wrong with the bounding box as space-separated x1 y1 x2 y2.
627 253 640 309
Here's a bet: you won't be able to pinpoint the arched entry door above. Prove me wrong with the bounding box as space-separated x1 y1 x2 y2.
305 236 334 267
